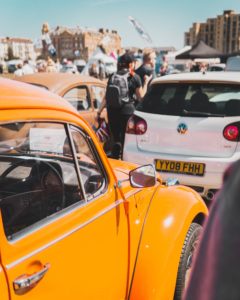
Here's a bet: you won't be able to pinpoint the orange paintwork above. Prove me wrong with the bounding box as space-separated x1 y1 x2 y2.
0 266 9 299
0 78 208 300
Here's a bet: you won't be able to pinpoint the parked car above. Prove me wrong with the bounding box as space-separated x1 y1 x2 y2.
6 59 23 73
60 62 78 74
123 72 240 201
0 77 207 300
225 55 240 71
16 72 106 128
168 62 190 74
208 63 226 72
86 54 117 77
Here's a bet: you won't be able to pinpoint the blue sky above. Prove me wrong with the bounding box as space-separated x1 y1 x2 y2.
1 0 240 50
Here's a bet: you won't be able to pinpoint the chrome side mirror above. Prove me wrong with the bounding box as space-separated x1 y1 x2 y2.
129 164 156 188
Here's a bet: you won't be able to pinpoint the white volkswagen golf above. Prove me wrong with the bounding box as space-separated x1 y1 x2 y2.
123 72 240 200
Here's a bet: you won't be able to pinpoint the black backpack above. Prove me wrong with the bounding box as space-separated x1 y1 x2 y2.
106 72 130 109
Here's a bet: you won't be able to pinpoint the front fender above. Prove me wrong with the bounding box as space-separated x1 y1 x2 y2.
0 265 8 300
129 185 208 300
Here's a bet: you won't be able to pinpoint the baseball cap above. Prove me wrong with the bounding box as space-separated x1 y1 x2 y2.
118 53 135 65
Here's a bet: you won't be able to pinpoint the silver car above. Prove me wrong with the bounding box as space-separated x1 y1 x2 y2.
123 71 240 200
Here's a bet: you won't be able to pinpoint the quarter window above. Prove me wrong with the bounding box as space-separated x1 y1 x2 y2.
91 85 106 109
63 86 91 112
70 126 106 199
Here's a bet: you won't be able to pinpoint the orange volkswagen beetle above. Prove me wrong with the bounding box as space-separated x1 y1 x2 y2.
0 78 207 300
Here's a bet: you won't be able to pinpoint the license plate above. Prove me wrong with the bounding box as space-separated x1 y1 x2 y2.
155 159 205 176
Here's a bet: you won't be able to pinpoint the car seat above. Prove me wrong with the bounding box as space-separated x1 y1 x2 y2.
190 90 210 112
225 99 240 116
168 96 183 115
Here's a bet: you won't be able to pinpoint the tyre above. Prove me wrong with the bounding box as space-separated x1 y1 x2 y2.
174 222 202 300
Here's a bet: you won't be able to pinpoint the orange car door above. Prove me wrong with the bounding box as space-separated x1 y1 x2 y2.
0 121 129 300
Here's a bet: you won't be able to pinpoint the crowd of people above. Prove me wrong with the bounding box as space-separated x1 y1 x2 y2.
0 57 81 76
89 60 106 80
0 47 159 160
13 57 71 76
97 48 156 159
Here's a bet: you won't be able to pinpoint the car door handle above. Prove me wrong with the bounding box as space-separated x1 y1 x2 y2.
13 263 50 293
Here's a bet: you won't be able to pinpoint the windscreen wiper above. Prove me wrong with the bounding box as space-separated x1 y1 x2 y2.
182 109 224 117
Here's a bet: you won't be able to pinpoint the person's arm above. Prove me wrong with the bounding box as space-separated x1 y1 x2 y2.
135 74 152 101
96 75 112 119
95 96 106 120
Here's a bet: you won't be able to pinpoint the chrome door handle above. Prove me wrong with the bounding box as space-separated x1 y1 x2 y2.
13 263 50 292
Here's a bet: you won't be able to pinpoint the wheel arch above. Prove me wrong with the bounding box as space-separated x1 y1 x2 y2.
129 185 208 300
192 212 206 225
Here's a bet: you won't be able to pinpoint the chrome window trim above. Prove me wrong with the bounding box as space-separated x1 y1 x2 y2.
66 123 87 202
6 198 124 270
124 189 142 199
7 199 86 242
69 125 108 202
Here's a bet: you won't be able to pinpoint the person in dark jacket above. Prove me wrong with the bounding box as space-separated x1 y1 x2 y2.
184 159 240 300
135 48 156 85
96 52 151 158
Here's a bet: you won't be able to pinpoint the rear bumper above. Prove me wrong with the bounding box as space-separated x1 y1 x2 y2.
123 142 240 197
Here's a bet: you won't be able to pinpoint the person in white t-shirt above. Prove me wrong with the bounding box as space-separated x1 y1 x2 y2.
22 60 34 75
14 64 24 76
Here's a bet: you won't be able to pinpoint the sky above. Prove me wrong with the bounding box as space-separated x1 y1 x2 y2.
1 0 240 50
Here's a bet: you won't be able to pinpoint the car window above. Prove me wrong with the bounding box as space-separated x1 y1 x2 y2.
91 85 106 109
63 86 91 112
70 126 106 200
0 122 84 240
137 83 240 116
208 66 225 72
226 56 240 71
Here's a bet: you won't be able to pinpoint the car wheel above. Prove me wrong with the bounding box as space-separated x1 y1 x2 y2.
174 222 202 300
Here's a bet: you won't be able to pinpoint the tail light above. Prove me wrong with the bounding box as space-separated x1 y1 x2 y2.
126 115 147 135
223 123 239 141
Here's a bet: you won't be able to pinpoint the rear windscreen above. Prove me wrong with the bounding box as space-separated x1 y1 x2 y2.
136 83 240 117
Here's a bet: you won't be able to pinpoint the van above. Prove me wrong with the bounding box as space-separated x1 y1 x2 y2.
225 56 240 71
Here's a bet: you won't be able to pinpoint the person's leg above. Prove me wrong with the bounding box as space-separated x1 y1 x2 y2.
107 110 120 143
107 109 122 159
115 114 131 159
119 114 131 147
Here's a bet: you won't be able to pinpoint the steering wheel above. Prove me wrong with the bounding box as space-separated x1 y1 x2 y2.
40 161 66 214
0 159 65 229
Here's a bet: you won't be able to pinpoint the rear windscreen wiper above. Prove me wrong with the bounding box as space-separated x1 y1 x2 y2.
182 109 225 117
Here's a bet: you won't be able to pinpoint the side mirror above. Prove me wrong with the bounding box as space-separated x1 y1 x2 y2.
129 164 156 188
